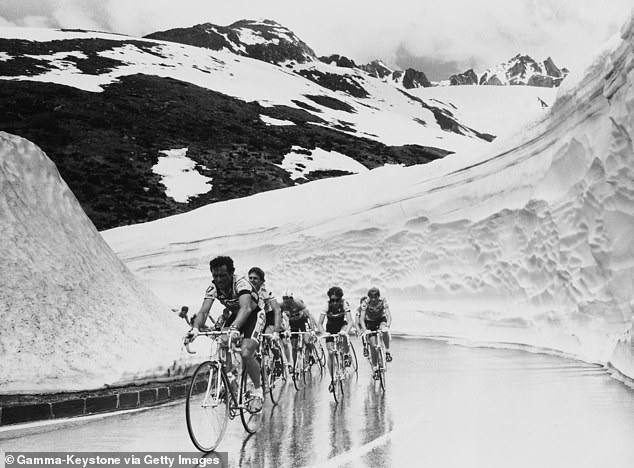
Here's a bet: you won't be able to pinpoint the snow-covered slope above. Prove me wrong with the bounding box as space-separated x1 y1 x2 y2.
0 26 488 153
103 13 634 383
0 132 185 393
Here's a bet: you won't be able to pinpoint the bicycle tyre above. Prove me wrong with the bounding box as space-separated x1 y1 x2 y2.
330 352 344 403
348 340 359 374
269 344 287 404
378 346 387 391
186 361 229 452
315 339 327 369
293 348 306 391
239 365 263 434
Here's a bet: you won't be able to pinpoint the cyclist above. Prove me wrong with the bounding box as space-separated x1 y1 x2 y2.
248 266 291 374
281 290 323 366
318 286 354 389
359 287 393 378
186 256 264 410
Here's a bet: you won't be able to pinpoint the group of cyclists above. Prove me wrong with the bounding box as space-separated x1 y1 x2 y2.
184 255 393 411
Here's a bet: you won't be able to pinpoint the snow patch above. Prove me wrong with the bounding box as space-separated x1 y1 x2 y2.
152 148 212 203
260 115 295 126
276 146 369 180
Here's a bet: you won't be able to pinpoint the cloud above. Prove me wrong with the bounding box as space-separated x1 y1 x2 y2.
0 0 631 76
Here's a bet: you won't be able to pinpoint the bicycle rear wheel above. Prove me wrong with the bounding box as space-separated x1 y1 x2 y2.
240 365 263 434
186 361 229 452
269 345 287 404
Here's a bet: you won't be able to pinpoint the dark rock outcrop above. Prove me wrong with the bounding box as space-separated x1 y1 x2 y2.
450 68 478 85
402 68 432 89
319 54 358 68
359 60 393 79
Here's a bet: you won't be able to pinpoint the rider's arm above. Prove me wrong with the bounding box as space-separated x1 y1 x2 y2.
272 298 282 332
343 300 353 333
359 306 367 332
318 311 326 331
308 311 323 333
383 298 392 327
192 298 214 330
230 292 257 329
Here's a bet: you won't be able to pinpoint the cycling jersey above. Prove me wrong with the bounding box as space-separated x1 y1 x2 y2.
205 274 260 337
322 299 350 338
360 297 389 322
257 283 278 327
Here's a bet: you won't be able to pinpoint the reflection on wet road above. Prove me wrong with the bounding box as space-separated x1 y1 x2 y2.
3 337 634 467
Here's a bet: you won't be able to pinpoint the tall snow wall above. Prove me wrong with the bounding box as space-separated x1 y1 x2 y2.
0 132 184 393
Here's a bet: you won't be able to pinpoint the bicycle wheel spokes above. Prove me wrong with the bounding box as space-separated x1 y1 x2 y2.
293 349 306 391
348 341 359 374
186 361 229 452
329 352 344 403
239 366 263 434
378 347 387 391
269 352 287 404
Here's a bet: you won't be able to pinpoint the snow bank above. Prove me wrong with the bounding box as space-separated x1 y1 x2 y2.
0 132 188 393
104 13 634 380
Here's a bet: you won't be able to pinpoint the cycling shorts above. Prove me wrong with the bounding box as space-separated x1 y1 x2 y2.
224 309 260 339
365 316 387 331
290 316 309 333
325 318 347 342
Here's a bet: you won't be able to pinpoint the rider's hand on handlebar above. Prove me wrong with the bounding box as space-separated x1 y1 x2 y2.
183 327 199 344
272 331 280 341
338 330 347 336
228 327 241 341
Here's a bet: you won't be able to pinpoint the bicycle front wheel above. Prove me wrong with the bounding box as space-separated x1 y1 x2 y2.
348 340 359 374
186 361 229 452
269 347 287 404
330 353 344 403
293 349 306 391
240 365 263 433
378 346 387 391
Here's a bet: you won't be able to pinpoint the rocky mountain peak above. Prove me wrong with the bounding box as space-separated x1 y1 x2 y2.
145 18 317 64
449 53 568 88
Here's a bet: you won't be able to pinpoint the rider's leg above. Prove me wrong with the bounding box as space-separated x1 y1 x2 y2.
241 338 261 389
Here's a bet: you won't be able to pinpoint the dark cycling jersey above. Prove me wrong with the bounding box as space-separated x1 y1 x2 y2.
360 297 389 322
204 275 260 336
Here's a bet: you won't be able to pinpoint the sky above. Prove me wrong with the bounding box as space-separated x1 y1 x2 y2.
0 0 631 80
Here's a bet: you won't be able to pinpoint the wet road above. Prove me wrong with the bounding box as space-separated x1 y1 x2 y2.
3 337 634 467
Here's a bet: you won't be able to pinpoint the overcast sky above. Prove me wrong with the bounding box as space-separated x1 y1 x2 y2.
0 0 631 80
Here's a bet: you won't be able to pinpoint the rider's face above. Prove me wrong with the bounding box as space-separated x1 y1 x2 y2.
211 265 232 290
249 274 263 290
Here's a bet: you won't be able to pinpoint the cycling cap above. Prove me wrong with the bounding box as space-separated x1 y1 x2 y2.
283 289 294 298
367 287 380 297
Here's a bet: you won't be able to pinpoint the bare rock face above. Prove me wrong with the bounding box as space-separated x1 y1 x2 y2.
450 69 479 85
543 56 563 78
482 74 504 86
359 60 393 79
402 68 432 89
319 54 358 68
146 19 317 64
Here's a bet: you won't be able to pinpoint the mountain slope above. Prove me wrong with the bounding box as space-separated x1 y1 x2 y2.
0 26 491 229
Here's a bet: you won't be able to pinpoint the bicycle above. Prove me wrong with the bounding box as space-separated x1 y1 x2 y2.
184 330 263 452
260 333 288 404
320 333 358 402
363 329 389 391
288 330 322 389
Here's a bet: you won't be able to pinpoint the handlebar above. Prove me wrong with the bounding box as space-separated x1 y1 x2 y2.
184 329 241 355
